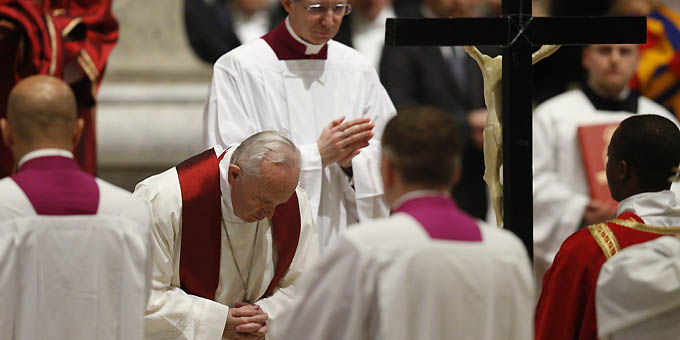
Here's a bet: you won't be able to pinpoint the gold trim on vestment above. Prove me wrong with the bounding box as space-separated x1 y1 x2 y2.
77 50 100 98
609 219 680 234
588 223 621 260
44 14 58 76
77 50 98 82
53 9 66 16
61 17 83 38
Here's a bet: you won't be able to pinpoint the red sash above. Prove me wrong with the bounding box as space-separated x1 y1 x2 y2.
176 148 301 301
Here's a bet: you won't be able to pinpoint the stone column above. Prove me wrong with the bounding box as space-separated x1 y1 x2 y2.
97 0 212 190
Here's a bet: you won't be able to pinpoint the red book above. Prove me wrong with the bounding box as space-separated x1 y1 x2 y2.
577 123 620 209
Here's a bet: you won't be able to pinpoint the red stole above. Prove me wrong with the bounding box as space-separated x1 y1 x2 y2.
176 148 301 301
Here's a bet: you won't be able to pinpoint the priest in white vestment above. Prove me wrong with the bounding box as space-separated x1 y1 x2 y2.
271 107 534 340
202 0 397 252
533 44 678 289
135 132 318 340
596 235 680 340
0 75 153 340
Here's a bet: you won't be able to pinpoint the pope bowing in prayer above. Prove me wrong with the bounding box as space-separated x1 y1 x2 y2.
135 131 319 340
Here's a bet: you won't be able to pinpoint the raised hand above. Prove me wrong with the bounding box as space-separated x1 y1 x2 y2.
317 116 374 168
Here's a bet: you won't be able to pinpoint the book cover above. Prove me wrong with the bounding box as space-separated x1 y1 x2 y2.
577 123 620 209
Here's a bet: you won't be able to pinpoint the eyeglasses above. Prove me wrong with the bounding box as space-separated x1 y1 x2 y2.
303 3 352 16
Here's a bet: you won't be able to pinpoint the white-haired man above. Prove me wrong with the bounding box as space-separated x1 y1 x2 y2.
203 0 397 252
135 131 319 340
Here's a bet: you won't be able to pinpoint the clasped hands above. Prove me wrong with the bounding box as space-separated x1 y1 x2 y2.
223 302 269 340
317 116 375 169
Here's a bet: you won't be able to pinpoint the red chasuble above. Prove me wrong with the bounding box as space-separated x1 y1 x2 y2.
0 0 118 177
176 148 301 301
535 212 680 340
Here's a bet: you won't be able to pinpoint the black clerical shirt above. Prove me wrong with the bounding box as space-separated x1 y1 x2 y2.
581 84 640 113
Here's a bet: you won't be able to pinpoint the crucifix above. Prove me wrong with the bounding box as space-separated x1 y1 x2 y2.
385 0 646 257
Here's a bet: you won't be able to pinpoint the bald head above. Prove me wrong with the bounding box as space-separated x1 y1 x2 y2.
2 75 81 157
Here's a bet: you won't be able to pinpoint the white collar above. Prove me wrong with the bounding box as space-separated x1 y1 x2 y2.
617 190 680 226
285 16 326 55
18 148 73 169
392 189 450 210
218 145 247 223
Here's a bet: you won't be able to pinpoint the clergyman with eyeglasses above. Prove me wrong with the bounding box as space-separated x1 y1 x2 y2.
203 0 397 256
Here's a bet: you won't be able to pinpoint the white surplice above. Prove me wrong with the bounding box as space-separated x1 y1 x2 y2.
270 214 534 340
595 190 680 340
134 146 319 340
596 235 680 340
0 175 153 340
203 18 396 252
532 89 677 289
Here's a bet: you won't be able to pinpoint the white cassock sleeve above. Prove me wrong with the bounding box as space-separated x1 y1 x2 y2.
532 110 590 268
348 69 393 221
596 236 680 340
255 188 320 325
270 236 376 340
134 172 229 340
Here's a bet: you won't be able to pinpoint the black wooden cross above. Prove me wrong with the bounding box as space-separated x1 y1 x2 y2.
385 0 646 257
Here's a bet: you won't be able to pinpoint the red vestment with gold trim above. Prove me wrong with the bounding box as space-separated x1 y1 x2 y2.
535 212 668 340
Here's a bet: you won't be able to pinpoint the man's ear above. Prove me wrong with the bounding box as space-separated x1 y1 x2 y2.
72 118 84 149
228 164 241 185
0 118 13 148
581 46 591 70
281 0 292 14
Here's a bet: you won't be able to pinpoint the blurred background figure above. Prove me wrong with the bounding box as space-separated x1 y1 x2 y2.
341 0 396 69
0 0 119 178
613 0 680 120
379 0 501 221
184 0 281 64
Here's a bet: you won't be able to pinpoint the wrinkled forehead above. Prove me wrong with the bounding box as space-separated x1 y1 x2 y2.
258 177 297 205
256 161 298 192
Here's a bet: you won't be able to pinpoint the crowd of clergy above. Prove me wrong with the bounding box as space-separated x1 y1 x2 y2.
1 0 680 339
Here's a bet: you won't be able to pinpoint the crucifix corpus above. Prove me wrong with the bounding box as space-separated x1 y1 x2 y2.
385 0 646 257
